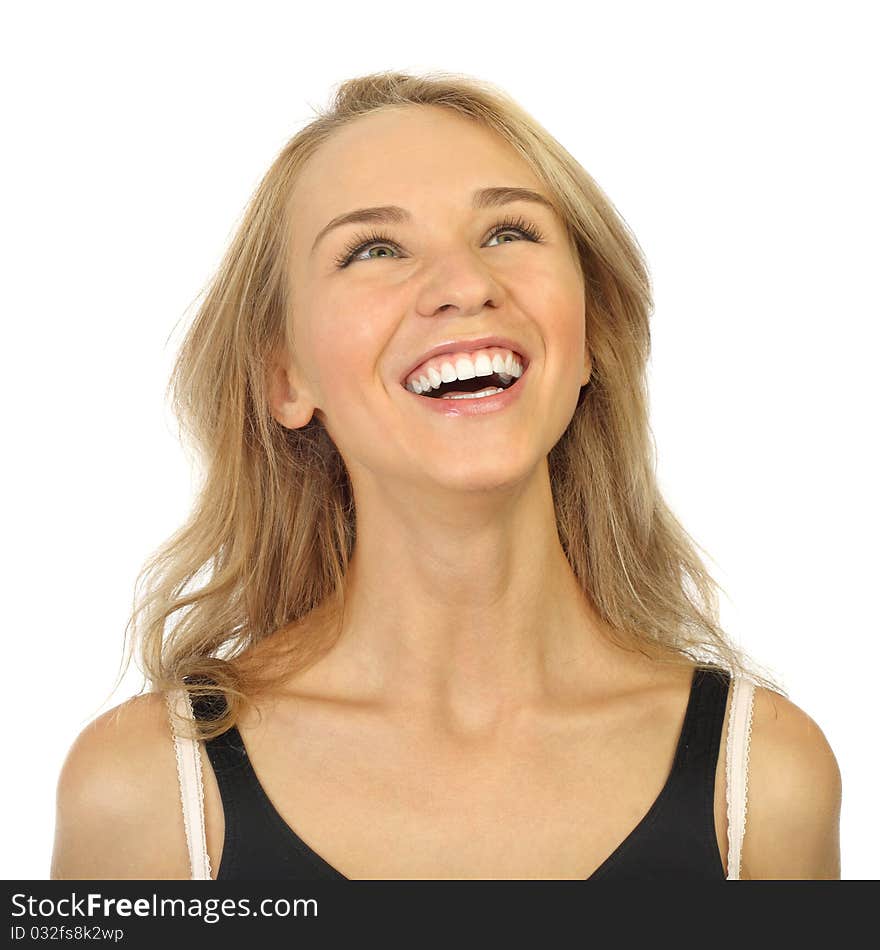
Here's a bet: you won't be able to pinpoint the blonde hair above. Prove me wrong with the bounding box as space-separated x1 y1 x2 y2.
116 69 783 740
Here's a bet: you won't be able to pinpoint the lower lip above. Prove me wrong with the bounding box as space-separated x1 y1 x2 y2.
402 365 529 416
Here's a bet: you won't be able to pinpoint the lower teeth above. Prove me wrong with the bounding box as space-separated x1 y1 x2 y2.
441 387 504 400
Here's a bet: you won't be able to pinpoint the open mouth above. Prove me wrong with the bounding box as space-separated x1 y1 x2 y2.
403 349 530 400
412 369 523 399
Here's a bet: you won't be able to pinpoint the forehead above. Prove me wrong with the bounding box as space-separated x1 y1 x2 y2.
290 106 546 233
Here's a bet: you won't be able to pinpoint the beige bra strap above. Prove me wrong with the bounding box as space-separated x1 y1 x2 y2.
725 673 756 880
165 688 212 881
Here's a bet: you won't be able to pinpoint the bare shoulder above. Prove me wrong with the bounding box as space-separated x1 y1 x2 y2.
51 692 190 880
740 684 842 880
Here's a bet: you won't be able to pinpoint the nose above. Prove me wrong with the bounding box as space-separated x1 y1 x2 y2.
413 249 504 319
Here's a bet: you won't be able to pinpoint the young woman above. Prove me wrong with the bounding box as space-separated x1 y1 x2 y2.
51 70 841 880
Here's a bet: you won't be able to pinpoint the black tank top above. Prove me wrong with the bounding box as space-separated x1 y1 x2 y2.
196 665 730 880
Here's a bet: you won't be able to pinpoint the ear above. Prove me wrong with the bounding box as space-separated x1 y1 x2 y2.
267 349 317 430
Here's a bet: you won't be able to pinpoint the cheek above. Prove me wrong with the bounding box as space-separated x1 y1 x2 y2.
304 290 395 417
522 263 586 373
550 292 586 348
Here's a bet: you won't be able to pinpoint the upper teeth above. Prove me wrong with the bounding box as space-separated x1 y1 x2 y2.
405 347 524 395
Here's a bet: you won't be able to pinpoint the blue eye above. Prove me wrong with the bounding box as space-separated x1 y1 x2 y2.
333 214 545 269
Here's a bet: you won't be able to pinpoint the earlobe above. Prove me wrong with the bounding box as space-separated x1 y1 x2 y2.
582 349 593 387
267 359 316 430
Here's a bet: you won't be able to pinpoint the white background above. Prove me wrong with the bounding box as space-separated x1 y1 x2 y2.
2 0 876 879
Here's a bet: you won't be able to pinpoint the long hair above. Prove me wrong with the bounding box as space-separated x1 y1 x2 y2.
116 69 783 740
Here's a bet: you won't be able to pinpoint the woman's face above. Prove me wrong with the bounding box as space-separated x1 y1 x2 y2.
278 104 590 494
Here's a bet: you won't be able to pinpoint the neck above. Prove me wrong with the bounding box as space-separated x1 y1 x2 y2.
323 463 623 732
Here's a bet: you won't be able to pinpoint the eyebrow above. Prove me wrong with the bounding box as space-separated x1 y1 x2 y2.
309 186 557 256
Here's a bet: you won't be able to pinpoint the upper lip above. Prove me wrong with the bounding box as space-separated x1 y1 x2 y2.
400 335 531 384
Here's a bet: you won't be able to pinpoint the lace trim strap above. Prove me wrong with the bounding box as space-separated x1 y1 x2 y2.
165 688 212 881
725 673 756 880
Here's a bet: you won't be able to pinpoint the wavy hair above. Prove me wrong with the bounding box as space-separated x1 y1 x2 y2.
114 69 784 740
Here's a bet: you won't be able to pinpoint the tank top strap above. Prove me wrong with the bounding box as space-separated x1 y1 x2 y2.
165 688 212 880
667 666 731 805
202 723 259 791
655 665 730 868
725 672 757 880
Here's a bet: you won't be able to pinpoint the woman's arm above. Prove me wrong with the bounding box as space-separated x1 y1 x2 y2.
739 686 842 879
51 693 191 880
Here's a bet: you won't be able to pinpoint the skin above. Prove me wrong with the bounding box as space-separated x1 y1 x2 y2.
269 103 602 732
51 105 841 879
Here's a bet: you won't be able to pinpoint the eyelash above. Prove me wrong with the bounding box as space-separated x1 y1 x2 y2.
332 214 546 269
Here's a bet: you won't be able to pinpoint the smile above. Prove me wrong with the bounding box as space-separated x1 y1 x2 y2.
403 362 529 417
